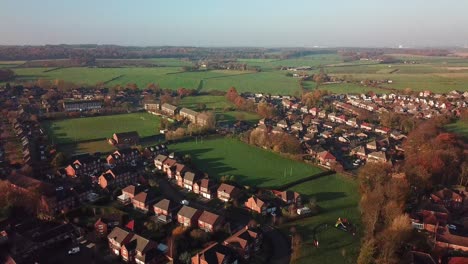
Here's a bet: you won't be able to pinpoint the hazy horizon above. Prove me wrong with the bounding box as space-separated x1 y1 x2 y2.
2 0 468 48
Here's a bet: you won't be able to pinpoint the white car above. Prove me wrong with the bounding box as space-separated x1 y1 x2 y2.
448 224 457 230
181 200 189 205
68 246 80 255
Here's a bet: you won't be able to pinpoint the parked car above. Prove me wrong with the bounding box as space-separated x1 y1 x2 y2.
448 224 457 230
181 200 189 205
68 247 80 255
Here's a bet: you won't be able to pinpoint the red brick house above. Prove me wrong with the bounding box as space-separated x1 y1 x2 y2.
223 226 262 260
431 188 464 210
172 163 187 183
317 151 336 167
112 131 140 146
65 155 104 178
198 211 223 232
194 179 216 199
154 154 168 170
95 215 121 237
244 196 268 215
107 148 141 165
107 227 160 263
118 184 143 204
217 183 239 203
153 199 179 223
98 166 137 189
191 243 238 264
162 158 177 176
351 146 367 160
273 190 302 206
132 191 157 213
177 206 202 227
183 172 197 191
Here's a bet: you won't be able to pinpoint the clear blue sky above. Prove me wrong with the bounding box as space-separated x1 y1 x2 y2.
1 0 467 47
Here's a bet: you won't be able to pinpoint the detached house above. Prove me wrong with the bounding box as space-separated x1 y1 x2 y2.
317 151 336 167
153 199 179 223
113 131 140 146
107 227 160 264
118 184 144 205
351 146 367 160
192 243 238 264
367 151 387 163
194 178 216 200
217 183 240 202
223 226 262 260
274 190 302 207
95 215 121 237
183 172 197 191
132 191 157 213
154 154 168 170
244 196 269 215
431 188 464 210
198 211 223 232
177 205 202 227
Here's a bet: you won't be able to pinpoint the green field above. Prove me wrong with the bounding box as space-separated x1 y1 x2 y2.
446 119 468 138
42 112 161 144
169 137 323 187
281 174 360 264
5 54 468 94
178 95 260 124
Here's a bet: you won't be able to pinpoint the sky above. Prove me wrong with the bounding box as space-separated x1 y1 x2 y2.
1 0 468 47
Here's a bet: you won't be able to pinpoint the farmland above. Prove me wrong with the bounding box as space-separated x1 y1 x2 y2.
169 137 323 187
4 53 468 94
42 112 161 144
446 119 468 138
281 174 360 264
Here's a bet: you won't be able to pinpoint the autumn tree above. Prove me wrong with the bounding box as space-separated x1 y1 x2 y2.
257 102 277 119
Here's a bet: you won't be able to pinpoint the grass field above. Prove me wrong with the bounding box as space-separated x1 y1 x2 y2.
42 112 161 144
5 54 468 94
169 137 323 187
281 174 360 264
446 119 468 138
179 95 260 124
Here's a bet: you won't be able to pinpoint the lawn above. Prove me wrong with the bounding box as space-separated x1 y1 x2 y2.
169 137 323 187
281 174 360 264
42 112 161 144
446 119 468 139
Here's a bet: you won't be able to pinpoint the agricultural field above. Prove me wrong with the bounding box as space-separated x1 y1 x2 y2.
281 174 360 264
179 95 260 124
42 112 161 144
169 137 323 187
4 54 468 94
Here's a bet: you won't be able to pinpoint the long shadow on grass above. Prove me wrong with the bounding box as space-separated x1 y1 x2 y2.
313 192 347 203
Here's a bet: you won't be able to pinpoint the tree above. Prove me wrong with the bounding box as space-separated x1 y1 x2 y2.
357 239 376 264
179 251 192 264
51 152 67 168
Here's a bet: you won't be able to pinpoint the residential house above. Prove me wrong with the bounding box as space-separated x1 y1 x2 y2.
113 131 140 146
108 227 133 256
194 178 216 199
367 151 387 163
63 99 102 112
244 196 269 215
177 206 202 227
196 113 211 127
95 215 121 237
198 211 223 232
366 140 378 150
317 151 336 167
217 183 239 202
431 188 464 210
118 184 143 204
144 102 160 112
183 172 197 191
360 122 374 131
180 108 199 123
277 120 288 129
98 166 137 189
272 126 284 134
375 127 390 135
172 163 187 183
153 199 179 223
274 190 302 206
192 243 238 264
107 227 160 264
351 146 367 160
154 154 168 170
132 191 157 213
161 103 178 116
291 122 304 132
223 226 262 260
162 158 177 175
65 155 104 178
